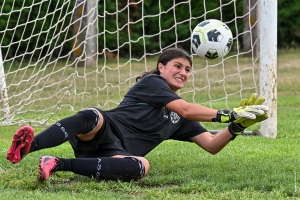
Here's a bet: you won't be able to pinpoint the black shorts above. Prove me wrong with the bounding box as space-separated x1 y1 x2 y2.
68 109 133 158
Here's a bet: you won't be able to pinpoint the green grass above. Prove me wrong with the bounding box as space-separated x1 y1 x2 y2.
0 49 300 199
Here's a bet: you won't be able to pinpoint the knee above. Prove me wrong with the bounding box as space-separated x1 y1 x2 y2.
136 157 150 178
78 108 103 134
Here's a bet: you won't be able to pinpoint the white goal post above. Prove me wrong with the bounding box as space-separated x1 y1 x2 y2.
0 0 277 138
0 48 10 124
259 0 277 138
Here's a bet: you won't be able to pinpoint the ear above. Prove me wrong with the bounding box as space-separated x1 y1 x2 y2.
157 63 164 73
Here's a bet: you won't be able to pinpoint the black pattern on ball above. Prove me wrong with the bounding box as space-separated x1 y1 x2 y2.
205 49 219 59
192 34 201 49
207 29 223 42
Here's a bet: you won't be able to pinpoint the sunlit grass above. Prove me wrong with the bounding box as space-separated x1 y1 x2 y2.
0 50 300 199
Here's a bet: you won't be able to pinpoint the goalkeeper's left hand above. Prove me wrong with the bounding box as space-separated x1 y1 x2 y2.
213 93 268 123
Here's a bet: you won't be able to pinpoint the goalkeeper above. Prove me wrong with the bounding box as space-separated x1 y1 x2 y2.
6 47 268 182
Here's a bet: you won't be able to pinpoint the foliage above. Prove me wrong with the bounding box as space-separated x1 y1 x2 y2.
278 0 300 48
0 0 299 60
0 0 73 60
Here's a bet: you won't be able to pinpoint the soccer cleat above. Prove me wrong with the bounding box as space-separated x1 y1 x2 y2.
7 126 34 164
38 156 61 181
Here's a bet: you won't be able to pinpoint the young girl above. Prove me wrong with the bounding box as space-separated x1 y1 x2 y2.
7 47 268 182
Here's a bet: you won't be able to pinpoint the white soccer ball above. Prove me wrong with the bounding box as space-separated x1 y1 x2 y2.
191 19 233 60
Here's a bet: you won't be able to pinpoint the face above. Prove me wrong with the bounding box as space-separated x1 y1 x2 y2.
158 58 192 92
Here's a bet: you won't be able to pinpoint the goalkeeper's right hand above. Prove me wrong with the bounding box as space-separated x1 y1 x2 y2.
213 93 268 123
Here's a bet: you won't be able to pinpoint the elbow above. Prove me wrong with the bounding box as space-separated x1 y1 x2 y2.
206 147 222 155
207 150 219 155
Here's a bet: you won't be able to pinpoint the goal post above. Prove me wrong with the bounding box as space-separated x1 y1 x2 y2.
0 1 277 138
259 0 277 138
0 48 10 124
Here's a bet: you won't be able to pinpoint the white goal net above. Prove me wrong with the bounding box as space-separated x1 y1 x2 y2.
0 0 276 137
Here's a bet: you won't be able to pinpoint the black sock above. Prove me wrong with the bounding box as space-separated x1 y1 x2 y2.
30 112 90 152
58 157 145 181
29 125 68 152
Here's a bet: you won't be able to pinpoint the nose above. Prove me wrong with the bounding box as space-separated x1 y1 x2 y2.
179 68 186 76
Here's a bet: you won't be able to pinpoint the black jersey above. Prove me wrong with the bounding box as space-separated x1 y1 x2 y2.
104 74 207 156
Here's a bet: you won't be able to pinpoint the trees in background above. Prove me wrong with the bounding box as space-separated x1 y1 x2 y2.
0 0 299 60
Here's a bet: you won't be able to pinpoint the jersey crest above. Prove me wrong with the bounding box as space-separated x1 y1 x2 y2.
170 111 180 124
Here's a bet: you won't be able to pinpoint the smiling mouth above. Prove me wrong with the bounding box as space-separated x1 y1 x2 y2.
175 77 184 82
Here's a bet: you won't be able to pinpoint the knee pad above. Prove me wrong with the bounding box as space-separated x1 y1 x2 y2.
123 157 146 181
95 157 146 181
78 108 100 133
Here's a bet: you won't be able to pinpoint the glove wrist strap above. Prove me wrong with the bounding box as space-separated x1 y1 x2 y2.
228 122 245 140
212 110 230 123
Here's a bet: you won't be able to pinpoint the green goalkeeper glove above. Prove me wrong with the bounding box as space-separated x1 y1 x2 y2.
213 93 268 123
228 93 269 138
228 114 268 135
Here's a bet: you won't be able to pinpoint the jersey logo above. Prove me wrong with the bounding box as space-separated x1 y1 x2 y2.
170 111 180 124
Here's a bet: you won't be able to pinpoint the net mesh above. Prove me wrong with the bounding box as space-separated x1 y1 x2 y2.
0 0 260 127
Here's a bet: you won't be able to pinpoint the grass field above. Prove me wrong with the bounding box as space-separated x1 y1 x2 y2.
0 49 300 199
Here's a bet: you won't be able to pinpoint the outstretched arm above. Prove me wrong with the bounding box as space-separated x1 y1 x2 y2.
166 93 268 123
187 93 269 154
166 99 218 122
190 129 233 155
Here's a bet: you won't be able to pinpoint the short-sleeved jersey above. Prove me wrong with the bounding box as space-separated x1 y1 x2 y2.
104 74 207 156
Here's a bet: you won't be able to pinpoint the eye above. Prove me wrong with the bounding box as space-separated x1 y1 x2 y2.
185 68 191 73
174 64 181 69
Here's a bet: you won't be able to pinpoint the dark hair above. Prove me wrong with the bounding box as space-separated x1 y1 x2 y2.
136 47 192 82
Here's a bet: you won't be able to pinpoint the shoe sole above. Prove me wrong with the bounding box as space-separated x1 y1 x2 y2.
38 156 54 181
38 157 46 181
7 126 34 164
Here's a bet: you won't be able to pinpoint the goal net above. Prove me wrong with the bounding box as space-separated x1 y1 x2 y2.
0 1 276 137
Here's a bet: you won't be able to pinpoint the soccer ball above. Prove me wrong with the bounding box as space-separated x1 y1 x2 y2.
191 19 233 60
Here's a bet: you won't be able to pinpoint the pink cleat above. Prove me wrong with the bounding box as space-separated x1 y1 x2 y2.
7 126 34 164
38 156 60 181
